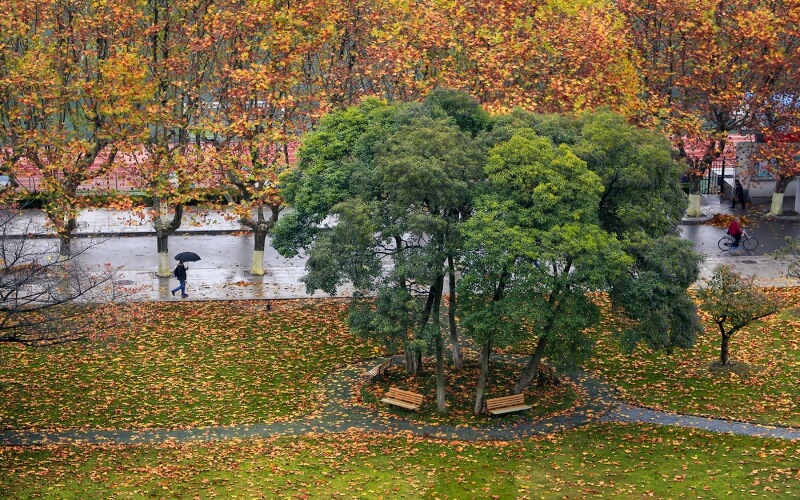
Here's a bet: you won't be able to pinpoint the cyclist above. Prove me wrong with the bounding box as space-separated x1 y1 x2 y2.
727 217 743 249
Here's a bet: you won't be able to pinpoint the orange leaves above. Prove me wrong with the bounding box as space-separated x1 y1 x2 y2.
0 299 376 431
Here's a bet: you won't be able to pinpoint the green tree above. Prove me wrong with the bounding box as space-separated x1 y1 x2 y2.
494 110 703 352
459 129 631 408
696 265 778 366
275 92 488 413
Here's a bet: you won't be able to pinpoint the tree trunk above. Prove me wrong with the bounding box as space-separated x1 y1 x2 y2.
720 332 731 366
404 348 422 375
156 232 171 277
769 175 795 215
474 338 491 415
432 274 446 414
59 233 72 260
447 256 463 370
154 198 183 277
251 228 268 276
769 192 785 216
686 193 703 217
515 335 548 393
246 205 281 276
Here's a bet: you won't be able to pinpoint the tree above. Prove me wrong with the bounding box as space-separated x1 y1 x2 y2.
696 265 778 366
772 235 800 280
0 206 129 345
200 0 336 275
489 110 703 353
748 132 800 216
125 0 225 276
458 128 631 406
275 92 488 413
619 0 800 216
0 0 148 257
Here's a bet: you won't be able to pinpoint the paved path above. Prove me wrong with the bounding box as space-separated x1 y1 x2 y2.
3 357 799 447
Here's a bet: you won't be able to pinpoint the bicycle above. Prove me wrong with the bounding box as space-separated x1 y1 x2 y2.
718 230 759 251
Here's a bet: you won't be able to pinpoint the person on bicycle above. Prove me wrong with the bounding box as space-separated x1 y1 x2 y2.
727 217 743 248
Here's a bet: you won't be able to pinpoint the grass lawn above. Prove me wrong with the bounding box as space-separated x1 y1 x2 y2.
0 299 377 430
4 294 800 498
2 423 799 498
586 288 800 428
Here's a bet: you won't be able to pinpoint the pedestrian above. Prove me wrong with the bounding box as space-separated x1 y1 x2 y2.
727 217 743 249
731 179 746 210
171 261 188 298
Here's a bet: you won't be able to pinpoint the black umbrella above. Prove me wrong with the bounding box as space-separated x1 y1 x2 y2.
174 251 201 262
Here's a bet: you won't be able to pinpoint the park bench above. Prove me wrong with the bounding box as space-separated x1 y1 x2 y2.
381 387 424 411
363 358 393 383
485 393 531 416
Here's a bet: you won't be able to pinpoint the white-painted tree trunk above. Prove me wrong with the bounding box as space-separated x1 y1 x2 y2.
769 192 785 216
251 250 265 276
686 193 702 217
158 251 171 277
795 181 800 213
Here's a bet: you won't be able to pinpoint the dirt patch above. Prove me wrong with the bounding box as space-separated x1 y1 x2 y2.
708 360 762 379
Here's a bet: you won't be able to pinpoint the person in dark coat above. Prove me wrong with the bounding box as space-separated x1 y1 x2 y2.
731 179 746 210
171 261 188 298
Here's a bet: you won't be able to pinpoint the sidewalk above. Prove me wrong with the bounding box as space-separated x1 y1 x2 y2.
682 193 800 287
6 197 800 303
5 206 247 237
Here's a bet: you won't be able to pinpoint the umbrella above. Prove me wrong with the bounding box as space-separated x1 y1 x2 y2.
174 251 201 262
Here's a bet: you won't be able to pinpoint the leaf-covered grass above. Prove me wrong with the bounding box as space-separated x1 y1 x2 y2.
362 358 578 427
587 288 800 427
2 423 799 498
0 299 376 430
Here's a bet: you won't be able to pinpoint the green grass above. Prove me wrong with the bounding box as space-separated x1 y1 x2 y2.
0 300 376 430
586 290 800 427
2 423 798 498
5 294 800 498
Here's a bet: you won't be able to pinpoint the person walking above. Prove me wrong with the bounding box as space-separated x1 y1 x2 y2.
731 179 746 210
171 261 189 298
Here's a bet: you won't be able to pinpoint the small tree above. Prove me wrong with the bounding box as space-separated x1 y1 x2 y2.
696 265 778 366
0 207 130 345
774 235 800 280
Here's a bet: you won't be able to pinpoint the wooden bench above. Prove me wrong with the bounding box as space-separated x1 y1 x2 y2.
381 387 424 411
363 358 393 383
485 393 531 416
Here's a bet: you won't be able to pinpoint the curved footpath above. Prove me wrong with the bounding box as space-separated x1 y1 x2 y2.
2 357 800 447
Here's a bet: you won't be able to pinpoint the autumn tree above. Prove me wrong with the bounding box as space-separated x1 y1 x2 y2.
0 0 148 257
619 0 800 215
696 265 778 366
432 0 642 115
201 0 333 275
749 132 800 216
126 0 225 276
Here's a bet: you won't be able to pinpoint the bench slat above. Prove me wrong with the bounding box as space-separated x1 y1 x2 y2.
486 393 530 415
488 404 532 415
380 397 420 410
382 387 424 411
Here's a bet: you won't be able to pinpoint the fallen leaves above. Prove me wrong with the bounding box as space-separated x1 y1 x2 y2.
0 299 377 431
